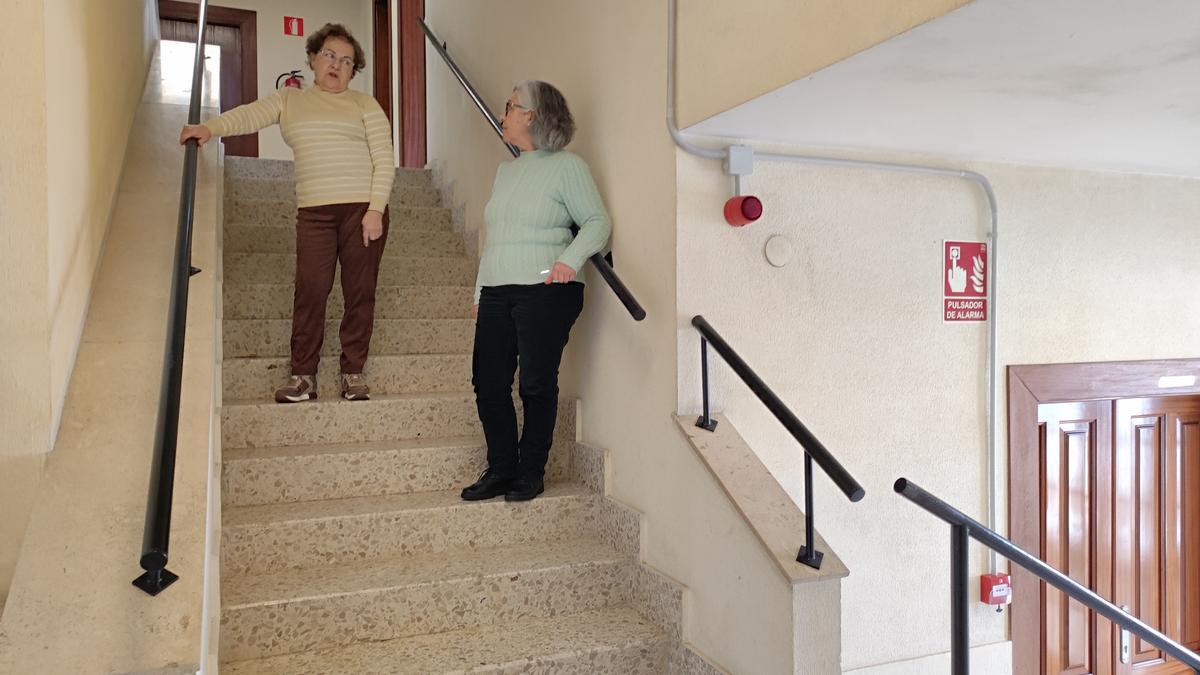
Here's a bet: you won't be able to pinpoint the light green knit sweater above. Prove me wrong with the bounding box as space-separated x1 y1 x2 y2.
474 149 611 303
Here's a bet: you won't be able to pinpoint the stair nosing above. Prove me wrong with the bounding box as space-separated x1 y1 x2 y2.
223 537 627 609
219 606 666 672
223 390 475 408
223 482 592 528
223 434 485 461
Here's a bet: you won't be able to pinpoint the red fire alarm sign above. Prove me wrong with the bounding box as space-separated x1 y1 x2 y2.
943 240 987 322
284 16 304 36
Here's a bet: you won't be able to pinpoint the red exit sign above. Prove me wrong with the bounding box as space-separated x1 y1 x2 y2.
284 16 304 36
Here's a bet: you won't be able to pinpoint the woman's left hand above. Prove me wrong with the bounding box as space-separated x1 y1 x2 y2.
362 210 384 247
544 262 577 285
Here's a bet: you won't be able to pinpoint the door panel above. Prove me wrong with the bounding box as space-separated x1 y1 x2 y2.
1114 396 1200 675
1040 401 1114 675
1182 413 1200 650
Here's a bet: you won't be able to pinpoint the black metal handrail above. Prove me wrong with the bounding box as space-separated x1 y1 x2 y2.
691 315 864 570
133 0 209 597
419 18 646 322
894 478 1200 674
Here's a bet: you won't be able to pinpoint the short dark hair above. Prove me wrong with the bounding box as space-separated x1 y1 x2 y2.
305 23 366 77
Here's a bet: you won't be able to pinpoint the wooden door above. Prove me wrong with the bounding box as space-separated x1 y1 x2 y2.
1113 396 1200 674
159 1 258 157
372 0 392 123
1039 401 1116 675
1009 360 1200 675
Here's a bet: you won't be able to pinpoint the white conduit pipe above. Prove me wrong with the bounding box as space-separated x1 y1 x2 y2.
667 0 1002 572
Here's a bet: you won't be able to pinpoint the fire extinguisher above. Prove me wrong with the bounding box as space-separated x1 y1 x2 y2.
276 70 304 89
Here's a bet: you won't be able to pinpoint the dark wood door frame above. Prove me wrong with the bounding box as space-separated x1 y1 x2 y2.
372 0 392 123
397 0 426 168
371 0 424 167
1008 358 1200 675
158 0 258 156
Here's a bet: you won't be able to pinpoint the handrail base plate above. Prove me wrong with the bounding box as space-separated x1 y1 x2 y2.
797 546 824 570
132 568 179 596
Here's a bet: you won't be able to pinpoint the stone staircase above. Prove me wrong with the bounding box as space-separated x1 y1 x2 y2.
217 157 722 674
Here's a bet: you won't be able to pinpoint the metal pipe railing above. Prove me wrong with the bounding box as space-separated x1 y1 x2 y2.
894 477 1200 674
133 0 208 597
692 314 865 569
419 18 646 322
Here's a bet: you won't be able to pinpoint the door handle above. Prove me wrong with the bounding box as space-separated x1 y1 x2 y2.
1120 604 1131 665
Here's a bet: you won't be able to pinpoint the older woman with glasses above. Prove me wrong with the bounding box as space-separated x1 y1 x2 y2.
460 80 611 503
179 23 393 403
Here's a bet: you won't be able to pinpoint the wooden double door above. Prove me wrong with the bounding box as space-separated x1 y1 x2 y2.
1037 395 1200 674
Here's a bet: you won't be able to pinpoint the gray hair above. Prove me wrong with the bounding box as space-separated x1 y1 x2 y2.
515 80 575 151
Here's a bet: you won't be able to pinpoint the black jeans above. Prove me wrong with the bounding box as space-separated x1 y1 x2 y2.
472 283 585 480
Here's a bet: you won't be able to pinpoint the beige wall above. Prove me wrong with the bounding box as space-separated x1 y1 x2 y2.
184 0 374 160
674 0 968 128
0 49 221 671
0 0 158 611
424 1 811 671
0 0 51 615
676 148 1200 670
45 0 161 440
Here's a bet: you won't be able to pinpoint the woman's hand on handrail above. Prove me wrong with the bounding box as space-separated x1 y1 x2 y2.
179 124 212 147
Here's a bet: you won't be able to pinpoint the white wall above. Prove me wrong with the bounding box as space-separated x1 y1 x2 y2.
424 1 811 671
676 147 1200 671
0 0 159 612
0 0 51 616
45 0 161 440
196 0 374 160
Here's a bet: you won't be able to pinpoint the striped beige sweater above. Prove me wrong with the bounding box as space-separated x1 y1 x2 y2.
203 86 394 212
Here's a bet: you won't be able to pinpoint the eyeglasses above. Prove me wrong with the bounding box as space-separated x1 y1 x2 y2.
318 48 355 71
505 100 532 115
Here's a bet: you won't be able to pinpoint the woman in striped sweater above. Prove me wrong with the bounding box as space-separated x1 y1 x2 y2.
179 23 394 403
460 81 611 503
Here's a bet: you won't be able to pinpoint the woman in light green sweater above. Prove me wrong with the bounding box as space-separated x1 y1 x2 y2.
461 81 611 503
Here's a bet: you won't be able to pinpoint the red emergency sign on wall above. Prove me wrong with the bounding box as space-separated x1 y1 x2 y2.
284 16 304 36
943 240 987 322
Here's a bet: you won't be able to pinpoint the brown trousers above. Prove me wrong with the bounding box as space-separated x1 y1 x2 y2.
290 202 389 376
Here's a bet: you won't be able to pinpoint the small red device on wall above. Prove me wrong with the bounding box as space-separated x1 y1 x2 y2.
980 573 1012 612
284 16 304 36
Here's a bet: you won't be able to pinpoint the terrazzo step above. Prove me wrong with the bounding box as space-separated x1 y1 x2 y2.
224 253 474 286
222 435 572 507
220 606 668 674
225 193 439 224
221 392 575 449
221 483 598 575
222 204 453 231
223 353 473 400
222 318 475 358
225 174 434 201
226 436 441 506
224 225 465 256
220 538 632 662
223 283 475 320
224 157 432 186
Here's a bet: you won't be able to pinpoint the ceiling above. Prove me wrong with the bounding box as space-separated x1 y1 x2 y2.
688 0 1200 177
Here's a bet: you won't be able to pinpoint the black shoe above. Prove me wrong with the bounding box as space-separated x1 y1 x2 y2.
504 476 545 502
461 469 512 501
